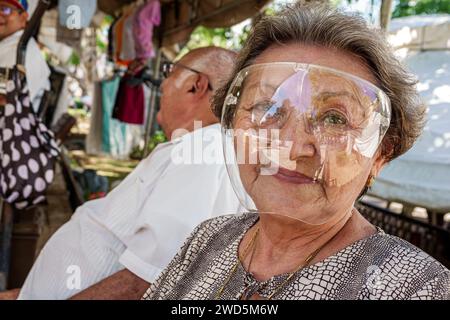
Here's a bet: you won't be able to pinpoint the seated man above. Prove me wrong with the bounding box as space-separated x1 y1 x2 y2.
0 0 50 111
14 46 240 300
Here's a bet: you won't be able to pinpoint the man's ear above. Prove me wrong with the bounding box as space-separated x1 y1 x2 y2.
19 11 28 27
188 73 209 98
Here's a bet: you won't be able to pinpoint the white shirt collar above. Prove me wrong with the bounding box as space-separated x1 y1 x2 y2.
0 30 24 46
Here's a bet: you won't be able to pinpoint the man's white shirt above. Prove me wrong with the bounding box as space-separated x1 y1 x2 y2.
18 124 242 299
0 30 51 112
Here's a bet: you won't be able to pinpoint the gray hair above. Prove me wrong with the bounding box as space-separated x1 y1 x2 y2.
213 2 426 161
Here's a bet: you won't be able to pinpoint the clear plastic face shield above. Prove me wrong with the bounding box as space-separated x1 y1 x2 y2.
222 63 391 225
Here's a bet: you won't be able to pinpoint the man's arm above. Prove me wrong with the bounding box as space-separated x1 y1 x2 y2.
0 289 20 300
69 269 149 300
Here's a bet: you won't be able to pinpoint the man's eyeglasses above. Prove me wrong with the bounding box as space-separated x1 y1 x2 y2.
162 61 213 90
0 5 22 17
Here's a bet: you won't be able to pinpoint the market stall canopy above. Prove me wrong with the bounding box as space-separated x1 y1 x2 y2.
370 15 450 213
98 0 272 47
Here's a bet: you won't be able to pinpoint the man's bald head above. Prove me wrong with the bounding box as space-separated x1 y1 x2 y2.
157 47 237 140
180 46 237 90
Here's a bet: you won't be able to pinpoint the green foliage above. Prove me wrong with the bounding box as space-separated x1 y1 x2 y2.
129 131 167 160
178 0 345 58
96 15 114 54
150 130 167 146
264 5 277 15
96 35 108 53
393 0 450 17
178 24 251 58
68 51 81 66
187 26 233 49
103 15 114 25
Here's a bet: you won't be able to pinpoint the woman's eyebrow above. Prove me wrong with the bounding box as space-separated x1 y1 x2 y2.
243 80 279 94
315 91 371 119
315 91 356 99
315 91 363 107
245 73 285 90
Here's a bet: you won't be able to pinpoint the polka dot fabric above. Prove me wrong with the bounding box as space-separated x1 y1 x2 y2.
0 66 59 209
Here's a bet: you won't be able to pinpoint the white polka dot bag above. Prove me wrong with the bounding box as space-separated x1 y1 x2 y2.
0 66 60 210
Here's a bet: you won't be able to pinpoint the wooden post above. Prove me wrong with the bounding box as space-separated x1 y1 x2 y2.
0 200 14 291
428 211 445 227
143 50 163 158
380 0 394 30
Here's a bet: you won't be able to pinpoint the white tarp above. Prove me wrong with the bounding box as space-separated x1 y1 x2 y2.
370 47 450 212
388 14 450 51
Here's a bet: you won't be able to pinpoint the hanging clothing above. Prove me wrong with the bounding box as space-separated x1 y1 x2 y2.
87 77 144 159
112 74 145 125
58 0 97 29
100 77 128 157
0 30 50 113
114 13 133 67
107 16 120 62
120 12 137 61
107 1 161 65
133 0 161 60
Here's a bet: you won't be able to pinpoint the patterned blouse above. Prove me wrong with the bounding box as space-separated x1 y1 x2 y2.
143 212 450 300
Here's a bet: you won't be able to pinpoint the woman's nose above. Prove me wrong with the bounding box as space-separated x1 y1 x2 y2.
290 135 316 160
279 114 316 160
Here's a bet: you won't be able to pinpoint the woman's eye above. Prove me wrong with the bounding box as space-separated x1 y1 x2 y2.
262 106 286 125
253 100 275 113
252 101 275 119
321 111 348 126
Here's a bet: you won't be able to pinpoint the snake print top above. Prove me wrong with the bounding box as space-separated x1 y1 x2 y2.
143 212 450 300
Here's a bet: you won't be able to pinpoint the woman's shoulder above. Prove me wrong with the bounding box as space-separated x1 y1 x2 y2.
174 212 258 262
369 232 448 273
359 231 450 299
191 212 258 240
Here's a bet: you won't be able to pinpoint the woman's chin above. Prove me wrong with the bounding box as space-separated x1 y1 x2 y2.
258 175 321 199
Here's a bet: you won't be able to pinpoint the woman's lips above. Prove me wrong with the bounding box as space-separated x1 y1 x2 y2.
273 167 316 184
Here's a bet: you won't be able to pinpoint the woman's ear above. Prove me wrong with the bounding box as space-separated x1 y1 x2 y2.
371 150 388 178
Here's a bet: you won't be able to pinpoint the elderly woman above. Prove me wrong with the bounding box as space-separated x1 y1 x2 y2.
143 3 450 300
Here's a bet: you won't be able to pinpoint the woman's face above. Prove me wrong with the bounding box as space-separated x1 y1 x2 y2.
232 44 386 224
